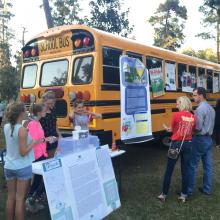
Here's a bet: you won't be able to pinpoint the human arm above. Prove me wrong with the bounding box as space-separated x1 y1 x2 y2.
87 111 102 119
18 127 42 156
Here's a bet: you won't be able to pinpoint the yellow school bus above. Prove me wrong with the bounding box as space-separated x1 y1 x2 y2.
20 24 220 146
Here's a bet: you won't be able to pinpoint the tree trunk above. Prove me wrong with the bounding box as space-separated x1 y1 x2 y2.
42 0 54 28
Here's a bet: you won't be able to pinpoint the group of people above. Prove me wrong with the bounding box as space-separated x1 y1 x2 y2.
158 87 216 203
2 91 102 220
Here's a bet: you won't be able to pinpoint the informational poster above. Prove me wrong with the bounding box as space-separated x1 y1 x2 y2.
42 148 120 220
213 74 219 93
182 71 196 93
197 74 207 89
165 62 176 91
119 56 153 144
149 67 165 97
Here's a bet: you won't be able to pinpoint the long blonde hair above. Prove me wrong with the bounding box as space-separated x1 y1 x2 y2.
177 96 192 111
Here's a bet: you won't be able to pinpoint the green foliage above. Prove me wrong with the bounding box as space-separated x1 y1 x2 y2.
87 0 133 37
50 0 84 26
0 66 19 100
182 47 217 63
148 0 187 51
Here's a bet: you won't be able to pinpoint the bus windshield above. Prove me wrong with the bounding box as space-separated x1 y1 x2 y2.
40 60 68 87
22 65 37 88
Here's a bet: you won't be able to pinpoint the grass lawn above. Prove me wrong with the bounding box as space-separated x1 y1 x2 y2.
1 136 220 220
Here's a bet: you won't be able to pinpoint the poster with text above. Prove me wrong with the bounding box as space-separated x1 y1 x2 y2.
213 75 219 93
120 56 153 144
149 67 165 97
182 71 196 93
42 148 120 220
165 62 176 91
197 75 207 89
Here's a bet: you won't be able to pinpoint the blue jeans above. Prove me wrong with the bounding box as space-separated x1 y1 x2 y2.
188 136 213 194
162 140 192 196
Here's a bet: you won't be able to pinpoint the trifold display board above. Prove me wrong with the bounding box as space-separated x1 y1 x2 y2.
42 148 120 220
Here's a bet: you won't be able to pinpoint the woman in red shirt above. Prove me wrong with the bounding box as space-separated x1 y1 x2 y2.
158 96 196 203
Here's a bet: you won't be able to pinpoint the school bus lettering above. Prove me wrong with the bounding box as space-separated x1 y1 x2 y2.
38 32 72 57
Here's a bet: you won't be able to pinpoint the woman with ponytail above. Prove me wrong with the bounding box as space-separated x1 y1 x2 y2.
4 102 42 220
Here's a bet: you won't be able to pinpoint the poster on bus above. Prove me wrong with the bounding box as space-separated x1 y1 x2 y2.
119 56 153 144
165 62 176 91
197 75 207 89
213 74 219 93
182 71 196 93
149 67 165 97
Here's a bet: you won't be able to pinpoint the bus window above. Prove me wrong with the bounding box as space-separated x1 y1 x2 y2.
146 56 163 86
207 69 213 92
102 47 122 84
126 51 142 61
40 60 68 87
178 63 187 89
213 72 220 93
22 65 37 88
72 56 93 84
198 67 206 89
189 65 197 89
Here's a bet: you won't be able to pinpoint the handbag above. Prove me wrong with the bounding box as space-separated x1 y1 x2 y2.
167 116 192 159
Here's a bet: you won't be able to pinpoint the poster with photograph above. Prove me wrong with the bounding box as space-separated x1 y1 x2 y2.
197 74 207 89
182 71 196 93
119 56 153 144
165 62 176 91
213 74 219 93
149 67 165 97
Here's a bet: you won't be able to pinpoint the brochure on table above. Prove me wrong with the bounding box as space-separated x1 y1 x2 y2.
119 55 153 144
42 147 120 220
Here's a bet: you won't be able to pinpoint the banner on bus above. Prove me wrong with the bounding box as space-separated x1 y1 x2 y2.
165 62 176 91
149 67 165 97
119 56 153 144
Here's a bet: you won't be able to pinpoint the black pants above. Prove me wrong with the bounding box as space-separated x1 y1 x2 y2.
29 156 46 197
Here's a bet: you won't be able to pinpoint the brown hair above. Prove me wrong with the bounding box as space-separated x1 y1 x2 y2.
5 102 25 136
41 91 56 102
29 103 43 117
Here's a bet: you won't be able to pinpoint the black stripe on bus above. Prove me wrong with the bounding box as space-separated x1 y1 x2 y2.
71 98 217 107
172 108 179 112
151 109 166 114
101 84 120 91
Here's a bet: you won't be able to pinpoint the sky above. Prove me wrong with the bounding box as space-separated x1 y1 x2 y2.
10 0 216 54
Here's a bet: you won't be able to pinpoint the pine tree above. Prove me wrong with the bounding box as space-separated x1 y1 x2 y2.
196 0 220 63
87 0 133 37
148 0 187 51
50 0 84 26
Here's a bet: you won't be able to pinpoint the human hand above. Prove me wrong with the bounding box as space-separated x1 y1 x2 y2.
163 124 172 132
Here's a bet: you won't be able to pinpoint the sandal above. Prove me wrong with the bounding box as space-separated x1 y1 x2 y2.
157 193 166 202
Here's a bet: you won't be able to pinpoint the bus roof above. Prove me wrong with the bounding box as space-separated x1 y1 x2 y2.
26 24 220 71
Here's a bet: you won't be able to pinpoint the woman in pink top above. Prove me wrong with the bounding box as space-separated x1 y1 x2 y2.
26 103 52 211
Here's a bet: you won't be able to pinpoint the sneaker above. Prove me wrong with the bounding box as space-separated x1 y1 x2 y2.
157 193 166 202
178 195 186 203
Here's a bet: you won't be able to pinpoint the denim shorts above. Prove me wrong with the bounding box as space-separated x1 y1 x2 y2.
4 165 33 181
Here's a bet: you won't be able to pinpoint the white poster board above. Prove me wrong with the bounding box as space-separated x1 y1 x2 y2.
42 148 120 220
197 74 207 89
213 74 219 93
182 71 196 93
165 62 176 91
119 56 153 144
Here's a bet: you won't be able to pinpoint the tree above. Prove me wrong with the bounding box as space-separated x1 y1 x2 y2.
182 47 217 63
0 66 19 100
49 0 83 26
42 0 54 28
87 0 133 37
148 0 187 51
196 0 220 63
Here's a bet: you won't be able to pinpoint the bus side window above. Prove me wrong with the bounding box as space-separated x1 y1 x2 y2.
72 56 93 84
207 69 213 92
126 51 142 61
165 60 176 91
102 47 122 84
146 56 163 85
213 72 220 93
189 65 197 90
178 63 187 90
198 67 206 89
